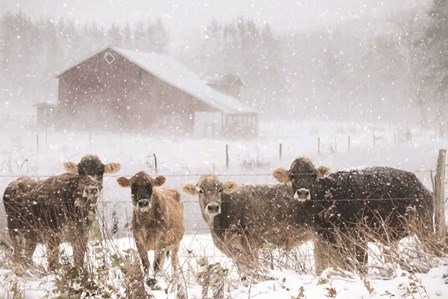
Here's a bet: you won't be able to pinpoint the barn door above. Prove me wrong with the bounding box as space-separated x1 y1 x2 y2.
194 112 222 138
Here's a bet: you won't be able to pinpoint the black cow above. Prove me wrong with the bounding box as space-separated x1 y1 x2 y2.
273 157 434 273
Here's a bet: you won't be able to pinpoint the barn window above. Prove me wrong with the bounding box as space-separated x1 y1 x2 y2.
104 51 116 64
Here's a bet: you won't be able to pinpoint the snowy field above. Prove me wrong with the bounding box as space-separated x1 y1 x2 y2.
1 234 448 299
1 118 448 298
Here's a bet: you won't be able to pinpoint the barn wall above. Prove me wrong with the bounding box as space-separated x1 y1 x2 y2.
57 49 218 134
138 71 216 134
57 50 145 130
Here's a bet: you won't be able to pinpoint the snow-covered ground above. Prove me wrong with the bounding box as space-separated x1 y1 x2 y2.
0 118 447 298
1 234 448 298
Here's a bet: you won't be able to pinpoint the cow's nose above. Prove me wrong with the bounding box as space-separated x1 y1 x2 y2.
206 203 221 215
138 199 150 208
87 186 99 196
294 188 311 202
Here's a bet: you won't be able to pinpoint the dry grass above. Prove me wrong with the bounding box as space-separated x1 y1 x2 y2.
0 211 446 298
240 156 270 169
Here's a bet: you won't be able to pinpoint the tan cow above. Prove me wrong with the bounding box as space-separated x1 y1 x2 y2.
183 174 311 276
117 171 185 286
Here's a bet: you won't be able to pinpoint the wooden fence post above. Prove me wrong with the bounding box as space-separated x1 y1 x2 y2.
348 136 351 152
434 149 447 239
318 137 321 154
36 134 39 153
153 153 158 174
89 130 93 150
226 144 229 170
279 143 282 160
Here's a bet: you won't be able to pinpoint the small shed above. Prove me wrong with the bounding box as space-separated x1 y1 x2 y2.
56 47 258 137
34 102 56 128
206 74 245 99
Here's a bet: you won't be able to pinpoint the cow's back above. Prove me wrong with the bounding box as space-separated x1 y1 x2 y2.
154 188 185 244
218 183 308 247
311 167 433 241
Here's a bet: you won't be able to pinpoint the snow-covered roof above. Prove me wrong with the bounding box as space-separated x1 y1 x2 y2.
110 47 256 114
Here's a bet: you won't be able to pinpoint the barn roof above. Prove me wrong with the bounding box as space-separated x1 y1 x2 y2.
109 47 256 114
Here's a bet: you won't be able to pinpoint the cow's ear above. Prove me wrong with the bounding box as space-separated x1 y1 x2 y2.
223 181 238 194
64 162 79 174
272 167 290 183
182 184 197 195
315 166 331 179
154 176 166 187
117 177 131 187
105 163 121 174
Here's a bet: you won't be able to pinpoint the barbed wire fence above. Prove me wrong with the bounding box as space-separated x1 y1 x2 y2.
0 127 446 247
0 165 445 237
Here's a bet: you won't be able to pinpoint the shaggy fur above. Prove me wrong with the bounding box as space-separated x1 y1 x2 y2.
183 174 312 275
273 157 435 273
2 155 121 270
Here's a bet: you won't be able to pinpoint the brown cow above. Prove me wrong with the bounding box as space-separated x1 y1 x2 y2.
183 174 311 276
117 171 185 285
3 154 120 270
273 157 434 273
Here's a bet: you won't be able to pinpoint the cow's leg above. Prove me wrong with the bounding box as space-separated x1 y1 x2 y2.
73 234 88 269
171 245 180 273
154 249 166 274
237 247 264 281
11 233 36 266
313 235 329 275
230 232 262 277
24 238 38 262
9 231 25 259
135 239 150 275
355 240 368 273
46 239 61 271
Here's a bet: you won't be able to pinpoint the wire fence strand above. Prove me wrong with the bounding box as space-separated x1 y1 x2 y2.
0 196 434 204
0 169 436 179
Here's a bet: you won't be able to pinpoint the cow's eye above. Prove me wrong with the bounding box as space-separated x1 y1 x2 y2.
218 188 223 193
198 189 204 194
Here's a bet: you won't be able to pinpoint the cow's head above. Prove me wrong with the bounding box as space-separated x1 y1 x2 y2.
64 154 121 183
74 175 101 210
117 171 166 213
273 157 330 202
183 174 236 222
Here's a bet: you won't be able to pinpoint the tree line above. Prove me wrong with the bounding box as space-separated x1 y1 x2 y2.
1 1 447 129
0 13 170 109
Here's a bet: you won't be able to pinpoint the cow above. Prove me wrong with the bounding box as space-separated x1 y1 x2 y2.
2 154 121 270
182 174 312 277
273 157 434 274
117 171 185 286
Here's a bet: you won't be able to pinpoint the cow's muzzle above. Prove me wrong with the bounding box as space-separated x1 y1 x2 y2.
294 188 310 202
205 203 221 216
83 186 100 200
137 199 151 210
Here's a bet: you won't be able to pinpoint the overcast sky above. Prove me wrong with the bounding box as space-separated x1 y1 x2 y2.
2 0 431 38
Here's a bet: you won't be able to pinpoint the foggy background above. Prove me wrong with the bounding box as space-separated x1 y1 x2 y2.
2 0 446 130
